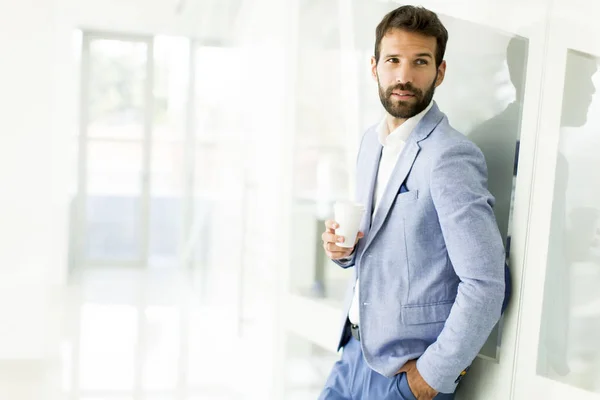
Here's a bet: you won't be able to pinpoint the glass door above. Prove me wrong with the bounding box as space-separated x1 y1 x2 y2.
77 33 153 267
514 1 600 398
76 34 195 270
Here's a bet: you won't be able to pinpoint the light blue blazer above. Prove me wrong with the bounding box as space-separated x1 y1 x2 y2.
335 102 505 394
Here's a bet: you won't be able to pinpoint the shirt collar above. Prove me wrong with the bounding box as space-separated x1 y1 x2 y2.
377 101 434 148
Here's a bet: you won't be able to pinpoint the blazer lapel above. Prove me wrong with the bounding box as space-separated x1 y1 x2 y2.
362 103 445 252
366 140 420 246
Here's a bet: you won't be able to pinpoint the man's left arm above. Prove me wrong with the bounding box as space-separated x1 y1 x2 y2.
416 140 506 394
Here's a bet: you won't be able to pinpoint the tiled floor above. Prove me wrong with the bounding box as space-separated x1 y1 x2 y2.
0 266 335 400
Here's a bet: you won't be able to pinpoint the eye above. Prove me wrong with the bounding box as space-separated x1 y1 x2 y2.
386 57 399 63
415 58 429 65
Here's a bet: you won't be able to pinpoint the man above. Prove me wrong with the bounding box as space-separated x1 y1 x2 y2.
319 6 505 400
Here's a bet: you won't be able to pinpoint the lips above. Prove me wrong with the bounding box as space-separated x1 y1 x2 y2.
392 91 415 96
391 91 415 99
385 84 421 101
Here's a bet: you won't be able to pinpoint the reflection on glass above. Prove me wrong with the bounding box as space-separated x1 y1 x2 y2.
537 49 600 392
466 34 529 361
468 36 528 256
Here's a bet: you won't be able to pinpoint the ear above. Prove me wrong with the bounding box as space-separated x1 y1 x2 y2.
370 56 378 82
435 60 446 88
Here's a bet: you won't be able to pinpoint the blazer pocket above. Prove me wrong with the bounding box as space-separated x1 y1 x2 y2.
394 190 418 205
401 301 453 325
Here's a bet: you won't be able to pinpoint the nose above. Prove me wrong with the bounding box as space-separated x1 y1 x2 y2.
395 62 414 85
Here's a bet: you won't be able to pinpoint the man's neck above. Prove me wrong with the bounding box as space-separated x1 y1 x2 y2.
386 115 407 134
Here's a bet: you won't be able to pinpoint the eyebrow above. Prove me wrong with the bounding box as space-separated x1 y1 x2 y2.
384 53 433 59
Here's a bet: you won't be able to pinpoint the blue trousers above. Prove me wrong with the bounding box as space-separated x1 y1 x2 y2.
319 338 455 399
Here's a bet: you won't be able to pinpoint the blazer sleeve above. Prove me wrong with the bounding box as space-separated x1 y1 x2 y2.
332 253 356 269
416 140 506 393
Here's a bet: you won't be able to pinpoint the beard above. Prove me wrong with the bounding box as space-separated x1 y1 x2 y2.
378 73 437 119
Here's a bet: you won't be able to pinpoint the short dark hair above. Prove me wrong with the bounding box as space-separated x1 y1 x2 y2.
374 6 448 68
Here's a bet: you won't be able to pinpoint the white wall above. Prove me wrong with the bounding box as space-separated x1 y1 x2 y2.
0 0 67 359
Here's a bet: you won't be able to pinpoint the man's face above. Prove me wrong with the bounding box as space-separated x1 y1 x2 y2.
372 29 446 120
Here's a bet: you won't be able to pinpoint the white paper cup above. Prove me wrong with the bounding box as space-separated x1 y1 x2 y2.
334 201 366 248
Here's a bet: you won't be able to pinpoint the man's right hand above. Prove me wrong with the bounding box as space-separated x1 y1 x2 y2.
322 220 364 260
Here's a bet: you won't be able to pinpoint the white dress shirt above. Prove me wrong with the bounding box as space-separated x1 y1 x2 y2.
348 101 433 325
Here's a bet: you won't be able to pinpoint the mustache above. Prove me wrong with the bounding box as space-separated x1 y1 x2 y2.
385 83 422 97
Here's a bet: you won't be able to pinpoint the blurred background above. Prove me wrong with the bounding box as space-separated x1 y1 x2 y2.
0 0 599 399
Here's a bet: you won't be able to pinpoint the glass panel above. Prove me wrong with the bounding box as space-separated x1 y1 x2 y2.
191 142 244 299
537 49 600 392
149 142 184 267
86 140 142 262
153 36 190 139
461 34 528 260
79 304 138 391
194 144 243 196
190 195 244 303
290 0 352 306
88 39 147 139
149 36 190 268
195 46 247 141
192 43 247 287
189 196 214 270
